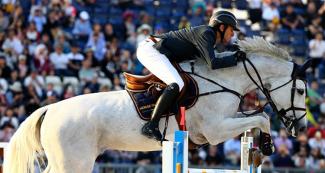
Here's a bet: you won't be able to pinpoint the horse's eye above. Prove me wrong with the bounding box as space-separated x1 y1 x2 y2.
297 89 304 95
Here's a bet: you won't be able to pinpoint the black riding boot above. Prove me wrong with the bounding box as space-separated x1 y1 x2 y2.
142 83 180 141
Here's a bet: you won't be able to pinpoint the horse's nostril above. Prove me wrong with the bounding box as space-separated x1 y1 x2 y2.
299 126 306 132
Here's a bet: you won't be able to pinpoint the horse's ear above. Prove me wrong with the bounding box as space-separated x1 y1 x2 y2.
293 59 315 79
299 59 314 73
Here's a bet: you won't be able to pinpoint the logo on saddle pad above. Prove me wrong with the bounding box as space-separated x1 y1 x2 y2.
124 70 198 121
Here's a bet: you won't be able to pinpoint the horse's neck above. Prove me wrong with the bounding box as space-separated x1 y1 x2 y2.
180 57 293 95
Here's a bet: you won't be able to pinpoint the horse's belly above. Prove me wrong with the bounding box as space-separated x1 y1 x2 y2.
40 90 179 152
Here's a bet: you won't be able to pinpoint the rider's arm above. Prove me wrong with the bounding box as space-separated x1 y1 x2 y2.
212 52 238 69
198 29 238 70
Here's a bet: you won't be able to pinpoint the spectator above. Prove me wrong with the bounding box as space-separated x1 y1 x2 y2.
24 84 42 113
54 33 71 54
307 80 323 114
99 84 110 92
0 107 19 129
84 47 99 67
41 89 59 106
309 33 325 76
79 59 97 86
224 136 241 166
43 10 60 37
281 4 304 30
0 78 8 98
0 9 9 31
293 132 311 155
0 122 15 142
308 131 325 156
9 5 24 29
248 0 262 24
293 146 308 168
306 17 323 40
205 145 224 166
34 44 53 76
67 42 84 77
178 16 191 29
272 144 295 167
305 2 319 26
72 11 92 40
2 0 17 14
16 55 30 79
123 11 136 40
112 76 123 91
136 24 152 46
62 84 76 99
274 128 293 153
318 2 325 30
190 6 205 26
309 33 325 60
2 29 24 58
28 6 47 33
6 81 23 107
16 105 27 124
308 116 325 139
101 50 116 83
103 23 116 42
262 3 280 32
86 27 106 61
23 70 45 99
0 55 12 80
49 44 70 76
306 147 325 170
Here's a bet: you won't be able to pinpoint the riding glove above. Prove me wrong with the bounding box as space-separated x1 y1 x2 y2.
235 50 246 61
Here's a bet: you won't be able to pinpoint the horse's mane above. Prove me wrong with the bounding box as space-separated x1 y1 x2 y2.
237 36 292 61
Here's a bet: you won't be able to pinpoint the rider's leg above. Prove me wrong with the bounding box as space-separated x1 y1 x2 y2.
142 83 179 140
137 39 184 140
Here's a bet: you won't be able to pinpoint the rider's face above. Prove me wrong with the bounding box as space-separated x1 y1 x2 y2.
223 26 235 44
217 25 235 45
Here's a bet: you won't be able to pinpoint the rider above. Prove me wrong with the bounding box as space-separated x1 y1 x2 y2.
137 10 246 141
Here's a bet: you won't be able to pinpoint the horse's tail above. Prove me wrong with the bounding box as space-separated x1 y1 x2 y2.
3 106 48 173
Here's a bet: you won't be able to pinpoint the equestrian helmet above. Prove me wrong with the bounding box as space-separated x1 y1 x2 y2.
209 10 240 31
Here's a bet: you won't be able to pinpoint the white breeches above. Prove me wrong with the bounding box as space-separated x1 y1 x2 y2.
136 38 184 91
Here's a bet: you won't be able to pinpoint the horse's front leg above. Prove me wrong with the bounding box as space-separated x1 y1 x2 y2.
233 110 271 134
202 112 274 156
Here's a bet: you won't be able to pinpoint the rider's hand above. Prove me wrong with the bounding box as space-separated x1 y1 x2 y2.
235 50 246 61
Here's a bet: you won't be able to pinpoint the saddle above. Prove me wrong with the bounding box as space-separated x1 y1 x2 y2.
124 63 199 124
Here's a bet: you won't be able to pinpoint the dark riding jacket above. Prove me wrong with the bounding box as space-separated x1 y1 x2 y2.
153 25 238 69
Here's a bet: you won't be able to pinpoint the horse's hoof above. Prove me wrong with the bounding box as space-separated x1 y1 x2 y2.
252 150 263 167
259 132 275 156
261 145 275 156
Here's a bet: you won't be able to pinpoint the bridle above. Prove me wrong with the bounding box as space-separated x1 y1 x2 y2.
240 58 306 132
185 58 307 132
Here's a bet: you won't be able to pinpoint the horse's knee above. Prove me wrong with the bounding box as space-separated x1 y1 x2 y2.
258 116 271 133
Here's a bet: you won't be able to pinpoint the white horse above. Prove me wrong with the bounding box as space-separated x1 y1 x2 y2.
4 37 310 173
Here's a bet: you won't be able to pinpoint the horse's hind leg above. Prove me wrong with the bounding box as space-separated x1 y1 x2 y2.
44 147 96 173
42 136 98 173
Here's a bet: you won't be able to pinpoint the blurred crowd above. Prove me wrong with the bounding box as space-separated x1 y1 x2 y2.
0 0 324 171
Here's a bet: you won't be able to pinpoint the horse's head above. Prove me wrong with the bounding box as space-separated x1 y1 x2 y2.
237 37 314 137
262 59 315 137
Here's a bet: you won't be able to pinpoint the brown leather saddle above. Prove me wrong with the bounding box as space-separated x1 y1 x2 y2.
124 63 199 123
